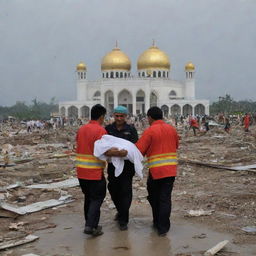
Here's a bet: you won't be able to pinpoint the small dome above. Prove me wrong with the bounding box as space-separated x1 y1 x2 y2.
101 47 131 71
185 62 195 71
137 45 170 70
76 62 86 71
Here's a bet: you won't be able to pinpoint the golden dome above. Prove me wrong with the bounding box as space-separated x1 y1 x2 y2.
76 62 86 71
101 47 131 71
137 45 170 70
185 62 195 71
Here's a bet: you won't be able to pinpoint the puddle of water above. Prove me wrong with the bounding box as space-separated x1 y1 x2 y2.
13 212 256 256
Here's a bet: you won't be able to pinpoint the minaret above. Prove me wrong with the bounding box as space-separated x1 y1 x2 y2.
185 62 195 99
76 62 87 101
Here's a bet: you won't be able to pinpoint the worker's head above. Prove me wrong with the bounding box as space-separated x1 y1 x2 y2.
91 104 106 124
147 106 163 125
113 106 128 126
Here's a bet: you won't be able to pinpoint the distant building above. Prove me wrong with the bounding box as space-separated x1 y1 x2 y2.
59 43 209 118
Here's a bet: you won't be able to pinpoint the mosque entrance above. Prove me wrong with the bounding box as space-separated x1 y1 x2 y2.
118 90 133 114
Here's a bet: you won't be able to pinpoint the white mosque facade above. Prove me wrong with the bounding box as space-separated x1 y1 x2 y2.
59 44 209 118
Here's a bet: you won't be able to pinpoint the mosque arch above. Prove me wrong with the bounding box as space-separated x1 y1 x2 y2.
169 90 177 99
153 71 156 78
81 106 90 118
183 104 193 116
60 107 66 117
163 71 166 78
136 89 145 115
118 89 133 114
105 90 114 113
161 105 169 117
158 71 161 78
67 106 78 119
171 104 181 116
194 104 205 116
150 91 158 107
142 72 145 77
110 72 114 78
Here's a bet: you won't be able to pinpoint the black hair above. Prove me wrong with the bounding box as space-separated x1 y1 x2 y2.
91 104 106 120
147 106 163 120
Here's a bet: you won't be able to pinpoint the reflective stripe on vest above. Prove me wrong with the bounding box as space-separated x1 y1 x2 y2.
147 152 177 168
76 154 105 169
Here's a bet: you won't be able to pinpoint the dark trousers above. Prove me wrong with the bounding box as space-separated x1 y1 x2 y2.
147 175 175 234
78 178 106 229
107 163 135 225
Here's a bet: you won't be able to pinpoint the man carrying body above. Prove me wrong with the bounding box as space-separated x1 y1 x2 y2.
105 106 138 230
136 106 179 236
76 104 126 236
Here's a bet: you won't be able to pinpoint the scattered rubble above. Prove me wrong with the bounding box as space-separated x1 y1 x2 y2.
0 122 255 254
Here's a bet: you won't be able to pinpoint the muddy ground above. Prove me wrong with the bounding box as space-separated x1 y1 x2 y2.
0 123 255 256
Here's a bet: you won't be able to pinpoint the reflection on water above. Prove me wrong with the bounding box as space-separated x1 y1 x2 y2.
13 213 255 256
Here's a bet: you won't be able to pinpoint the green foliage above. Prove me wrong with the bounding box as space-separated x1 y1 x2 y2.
210 94 256 115
0 98 58 120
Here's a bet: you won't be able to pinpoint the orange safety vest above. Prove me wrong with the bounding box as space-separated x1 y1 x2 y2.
76 120 107 180
136 120 179 179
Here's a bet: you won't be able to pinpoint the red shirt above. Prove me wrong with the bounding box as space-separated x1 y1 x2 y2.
76 120 107 180
136 120 179 179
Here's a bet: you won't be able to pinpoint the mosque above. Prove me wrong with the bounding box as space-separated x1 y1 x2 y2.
59 43 209 118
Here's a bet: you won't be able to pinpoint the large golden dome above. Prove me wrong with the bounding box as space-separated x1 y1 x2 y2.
101 47 131 71
185 62 195 71
137 45 170 70
76 62 86 71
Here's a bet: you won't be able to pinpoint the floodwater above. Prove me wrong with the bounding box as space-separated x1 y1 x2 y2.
12 210 256 256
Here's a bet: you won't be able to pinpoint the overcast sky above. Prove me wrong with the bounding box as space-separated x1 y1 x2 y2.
0 0 255 106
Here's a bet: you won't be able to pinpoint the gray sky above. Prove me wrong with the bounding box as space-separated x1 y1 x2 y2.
0 0 255 106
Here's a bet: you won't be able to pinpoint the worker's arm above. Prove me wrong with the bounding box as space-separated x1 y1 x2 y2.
135 129 151 156
104 147 128 157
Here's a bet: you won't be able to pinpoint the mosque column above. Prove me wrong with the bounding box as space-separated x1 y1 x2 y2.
78 107 82 118
114 90 118 108
192 105 195 116
132 92 136 116
145 92 150 112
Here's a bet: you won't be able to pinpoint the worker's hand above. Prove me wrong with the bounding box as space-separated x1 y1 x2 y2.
104 147 119 156
118 149 128 157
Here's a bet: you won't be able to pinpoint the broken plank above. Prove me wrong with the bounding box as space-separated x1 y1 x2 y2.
0 235 39 251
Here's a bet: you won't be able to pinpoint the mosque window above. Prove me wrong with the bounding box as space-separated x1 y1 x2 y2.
81 73 83 79
138 72 140 77
169 90 177 99
142 72 145 77
84 73 86 79
163 71 165 78
106 73 109 78
153 71 156 78
158 71 161 78
124 73 127 78
110 72 114 78
116 72 119 78
102 73 105 78
120 72 123 78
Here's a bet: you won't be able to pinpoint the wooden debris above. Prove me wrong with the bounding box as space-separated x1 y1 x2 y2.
204 240 229 256
0 235 39 251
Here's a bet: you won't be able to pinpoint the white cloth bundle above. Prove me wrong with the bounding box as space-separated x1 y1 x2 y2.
94 135 143 178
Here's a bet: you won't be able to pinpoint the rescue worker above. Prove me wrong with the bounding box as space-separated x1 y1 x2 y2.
76 104 126 236
190 116 199 136
136 106 179 236
105 106 138 231
244 113 250 132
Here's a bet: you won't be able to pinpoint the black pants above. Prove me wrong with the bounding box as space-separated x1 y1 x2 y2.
79 178 106 229
107 162 135 225
147 175 175 234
